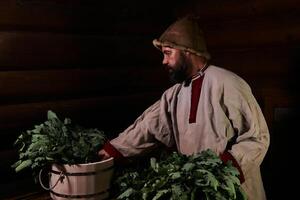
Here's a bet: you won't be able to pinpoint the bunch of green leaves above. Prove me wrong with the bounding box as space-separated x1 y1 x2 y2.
114 149 247 200
12 110 106 179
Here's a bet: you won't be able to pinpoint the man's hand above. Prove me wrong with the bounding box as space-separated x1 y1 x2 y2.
99 141 124 163
98 149 111 160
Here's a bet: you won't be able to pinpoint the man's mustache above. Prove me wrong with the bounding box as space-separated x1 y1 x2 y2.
163 64 173 73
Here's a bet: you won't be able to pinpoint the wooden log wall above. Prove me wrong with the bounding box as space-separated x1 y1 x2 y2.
1 0 299 199
0 0 178 198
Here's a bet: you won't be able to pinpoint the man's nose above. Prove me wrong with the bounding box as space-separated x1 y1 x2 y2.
162 57 168 65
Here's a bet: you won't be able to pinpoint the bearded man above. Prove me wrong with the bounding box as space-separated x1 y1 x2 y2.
98 17 270 200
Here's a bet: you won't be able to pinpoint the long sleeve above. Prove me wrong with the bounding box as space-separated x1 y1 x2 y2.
223 75 270 177
110 90 176 157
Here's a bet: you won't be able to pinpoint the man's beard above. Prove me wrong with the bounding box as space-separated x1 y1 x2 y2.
167 53 190 84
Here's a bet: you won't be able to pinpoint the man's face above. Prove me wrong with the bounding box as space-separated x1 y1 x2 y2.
162 46 190 83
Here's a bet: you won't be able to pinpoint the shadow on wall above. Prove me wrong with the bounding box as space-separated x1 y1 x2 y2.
263 107 299 200
261 45 300 200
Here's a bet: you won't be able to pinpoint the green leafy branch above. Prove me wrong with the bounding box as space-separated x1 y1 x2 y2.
114 150 247 200
11 110 107 180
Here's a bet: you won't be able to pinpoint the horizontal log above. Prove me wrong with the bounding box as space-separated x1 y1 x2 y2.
0 46 294 103
204 14 300 48
0 92 162 134
0 82 296 150
0 32 161 69
0 67 170 103
210 46 297 92
211 45 293 76
0 0 171 34
2 0 300 33
0 92 164 152
0 13 299 69
1 0 300 39
180 0 300 20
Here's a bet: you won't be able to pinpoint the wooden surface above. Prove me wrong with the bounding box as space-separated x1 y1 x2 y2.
4 191 51 200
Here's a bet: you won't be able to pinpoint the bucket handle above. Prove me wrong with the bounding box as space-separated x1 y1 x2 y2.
39 168 65 191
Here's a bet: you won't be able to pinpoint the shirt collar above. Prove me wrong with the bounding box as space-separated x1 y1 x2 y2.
184 64 209 87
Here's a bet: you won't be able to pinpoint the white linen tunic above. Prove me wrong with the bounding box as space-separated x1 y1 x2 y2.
111 65 270 200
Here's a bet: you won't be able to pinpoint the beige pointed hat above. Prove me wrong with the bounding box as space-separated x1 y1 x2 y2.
153 17 211 60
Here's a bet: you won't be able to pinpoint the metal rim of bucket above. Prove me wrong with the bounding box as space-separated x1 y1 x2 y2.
50 189 110 199
49 165 114 176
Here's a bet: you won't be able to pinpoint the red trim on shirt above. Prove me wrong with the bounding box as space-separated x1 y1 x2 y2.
103 141 124 159
220 151 245 183
189 76 204 123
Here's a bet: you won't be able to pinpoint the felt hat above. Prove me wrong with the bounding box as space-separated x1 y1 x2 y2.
153 17 211 60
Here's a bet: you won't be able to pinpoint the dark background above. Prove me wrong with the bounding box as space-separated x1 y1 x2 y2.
0 0 299 199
